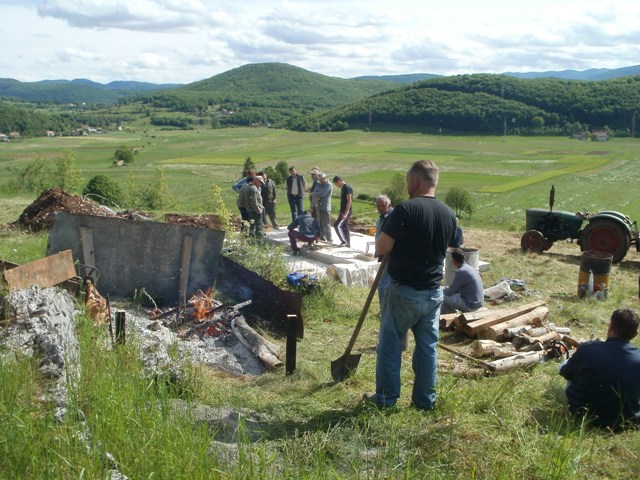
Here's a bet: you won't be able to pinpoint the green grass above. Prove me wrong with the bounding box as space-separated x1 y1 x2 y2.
1 130 640 478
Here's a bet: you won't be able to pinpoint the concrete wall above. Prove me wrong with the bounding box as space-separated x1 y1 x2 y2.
47 212 225 306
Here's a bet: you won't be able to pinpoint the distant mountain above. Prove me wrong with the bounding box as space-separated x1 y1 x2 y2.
503 64 640 81
351 73 440 83
0 78 181 104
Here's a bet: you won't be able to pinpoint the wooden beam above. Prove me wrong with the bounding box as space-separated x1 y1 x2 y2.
79 226 97 281
178 235 193 307
479 306 549 341
461 300 546 336
3 250 76 292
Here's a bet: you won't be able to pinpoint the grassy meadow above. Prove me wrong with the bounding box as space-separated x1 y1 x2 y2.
1 128 640 479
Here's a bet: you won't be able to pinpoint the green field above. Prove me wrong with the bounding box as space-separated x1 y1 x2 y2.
1 128 639 230
2 129 640 478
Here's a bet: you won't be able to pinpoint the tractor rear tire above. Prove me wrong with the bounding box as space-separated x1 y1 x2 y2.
521 230 546 253
580 219 630 263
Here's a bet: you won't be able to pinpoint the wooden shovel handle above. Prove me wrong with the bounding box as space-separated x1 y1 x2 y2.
343 255 388 356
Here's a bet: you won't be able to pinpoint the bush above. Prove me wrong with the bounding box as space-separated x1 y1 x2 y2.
83 174 123 207
383 173 408 207
114 146 134 164
445 187 474 218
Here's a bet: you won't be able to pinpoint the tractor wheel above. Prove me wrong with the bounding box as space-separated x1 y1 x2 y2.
521 230 546 253
580 219 630 263
542 238 554 252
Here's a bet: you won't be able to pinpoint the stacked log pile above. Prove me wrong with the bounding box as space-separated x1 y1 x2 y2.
439 300 583 375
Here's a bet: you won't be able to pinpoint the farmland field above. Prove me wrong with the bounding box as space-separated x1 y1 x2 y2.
1 128 640 229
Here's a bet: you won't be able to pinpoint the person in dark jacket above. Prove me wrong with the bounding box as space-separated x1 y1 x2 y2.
286 166 307 222
559 308 640 429
287 210 320 255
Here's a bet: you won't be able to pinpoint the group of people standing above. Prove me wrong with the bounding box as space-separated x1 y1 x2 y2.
233 165 354 248
232 168 278 240
288 166 354 248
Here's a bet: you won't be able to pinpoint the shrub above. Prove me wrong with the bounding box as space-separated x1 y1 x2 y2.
83 174 123 207
445 187 474 218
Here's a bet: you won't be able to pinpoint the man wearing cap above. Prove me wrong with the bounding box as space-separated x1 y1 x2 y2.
242 175 265 241
286 166 307 222
308 167 321 216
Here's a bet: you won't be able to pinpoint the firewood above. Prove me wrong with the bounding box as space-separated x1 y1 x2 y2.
471 339 516 358
231 316 283 371
460 300 546 336
478 306 549 340
488 351 546 372
439 313 461 330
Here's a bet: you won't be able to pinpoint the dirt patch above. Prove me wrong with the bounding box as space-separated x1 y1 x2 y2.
12 189 229 232
164 213 225 230
14 189 118 231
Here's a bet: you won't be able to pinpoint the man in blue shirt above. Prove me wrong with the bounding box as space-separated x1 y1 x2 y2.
559 308 640 428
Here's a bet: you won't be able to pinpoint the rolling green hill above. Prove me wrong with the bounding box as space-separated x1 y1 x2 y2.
289 73 640 135
137 63 400 127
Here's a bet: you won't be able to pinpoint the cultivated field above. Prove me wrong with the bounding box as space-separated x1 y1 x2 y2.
1 129 639 479
2 128 640 229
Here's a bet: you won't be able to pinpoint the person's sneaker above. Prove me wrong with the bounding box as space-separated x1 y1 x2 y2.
339 242 347 247
292 250 301 256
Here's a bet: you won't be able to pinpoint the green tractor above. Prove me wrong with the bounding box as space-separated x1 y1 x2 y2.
521 186 639 263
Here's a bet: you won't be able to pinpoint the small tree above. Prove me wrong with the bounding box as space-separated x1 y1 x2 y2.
275 160 289 182
53 150 82 192
445 187 474 218
241 156 256 177
140 167 172 210
83 174 123 207
207 184 231 229
383 173 408 207
114 145 134 164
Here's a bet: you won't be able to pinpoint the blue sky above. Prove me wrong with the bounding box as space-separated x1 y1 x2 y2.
2 0 639 84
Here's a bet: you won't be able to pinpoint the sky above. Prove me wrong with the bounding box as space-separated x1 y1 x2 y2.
2 0 640 85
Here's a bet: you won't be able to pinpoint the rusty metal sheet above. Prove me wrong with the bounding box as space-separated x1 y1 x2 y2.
3 250 76 292
216 256 304 338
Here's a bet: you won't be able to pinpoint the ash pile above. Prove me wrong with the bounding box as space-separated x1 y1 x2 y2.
124 288 283 378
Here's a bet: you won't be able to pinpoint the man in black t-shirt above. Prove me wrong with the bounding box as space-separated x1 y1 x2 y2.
366 160 457 410
332 175 353 247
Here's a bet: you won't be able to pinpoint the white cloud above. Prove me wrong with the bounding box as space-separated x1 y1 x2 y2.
0 0 639 83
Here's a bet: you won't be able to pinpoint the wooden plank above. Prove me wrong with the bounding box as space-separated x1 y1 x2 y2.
479 306 549 341
3 250 76 292
79 226 96 281
178 235 193 307
461 300 546 336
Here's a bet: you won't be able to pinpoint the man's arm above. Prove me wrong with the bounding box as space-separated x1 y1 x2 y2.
376 232 395 256
343 192 352 216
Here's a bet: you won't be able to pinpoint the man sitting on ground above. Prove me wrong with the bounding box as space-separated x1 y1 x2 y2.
559 308 640 429
441 249 483 314
287 210 321 256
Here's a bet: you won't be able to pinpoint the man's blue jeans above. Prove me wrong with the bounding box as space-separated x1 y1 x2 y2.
288 195 303 222
375 280 442 409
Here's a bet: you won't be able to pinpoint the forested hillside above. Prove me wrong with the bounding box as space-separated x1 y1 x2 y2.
137 63 399 127
289 74 640 135
3 64 640 137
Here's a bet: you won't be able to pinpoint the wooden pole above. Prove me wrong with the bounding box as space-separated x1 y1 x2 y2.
286 314 298 375
115 310 126 345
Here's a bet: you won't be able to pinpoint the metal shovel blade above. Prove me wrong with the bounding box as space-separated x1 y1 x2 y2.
331 353 362 382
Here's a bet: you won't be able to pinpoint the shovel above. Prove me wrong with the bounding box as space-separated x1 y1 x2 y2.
331 255 388 382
